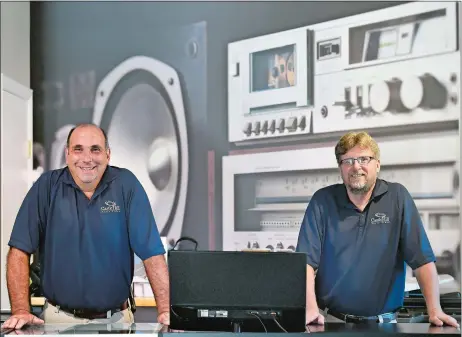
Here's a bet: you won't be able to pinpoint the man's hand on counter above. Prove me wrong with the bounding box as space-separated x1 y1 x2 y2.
157 311 170 326
428 308 460 328
1 311 44 330
305 308 325 326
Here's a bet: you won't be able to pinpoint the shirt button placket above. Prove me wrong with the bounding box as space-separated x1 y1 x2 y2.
358 213 366 234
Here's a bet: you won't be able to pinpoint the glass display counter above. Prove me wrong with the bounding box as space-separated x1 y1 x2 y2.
1 322 460 336
1 323 164 336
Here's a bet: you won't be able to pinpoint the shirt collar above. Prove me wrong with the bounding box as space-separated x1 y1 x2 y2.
337 178 388 208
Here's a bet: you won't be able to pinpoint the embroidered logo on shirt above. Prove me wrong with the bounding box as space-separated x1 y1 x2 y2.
371 212 390 225
100 200 121 213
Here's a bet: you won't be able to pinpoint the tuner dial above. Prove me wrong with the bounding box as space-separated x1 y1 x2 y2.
400 74 447 110
369 79 406 113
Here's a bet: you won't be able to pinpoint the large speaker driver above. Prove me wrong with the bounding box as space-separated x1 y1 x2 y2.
94 56 189 242
49 56 189 244
50 124 75 172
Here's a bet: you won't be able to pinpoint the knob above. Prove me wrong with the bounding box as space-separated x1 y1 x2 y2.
286 117 297 132
252 121 261 135
369 79 407 113
261 121 268 134
277 119 285 133
400 74 447 110
243 122 251 136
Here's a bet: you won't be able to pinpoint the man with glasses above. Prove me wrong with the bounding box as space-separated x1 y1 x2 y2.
296 131 459 328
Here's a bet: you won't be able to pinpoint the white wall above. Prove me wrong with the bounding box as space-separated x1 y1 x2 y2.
1 1 30 87
1 1 32 311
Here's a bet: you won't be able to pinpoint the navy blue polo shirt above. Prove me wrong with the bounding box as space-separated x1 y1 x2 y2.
296 179 436 317
8 166 165 311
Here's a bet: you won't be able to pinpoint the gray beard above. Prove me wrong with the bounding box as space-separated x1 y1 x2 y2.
348 183 373 195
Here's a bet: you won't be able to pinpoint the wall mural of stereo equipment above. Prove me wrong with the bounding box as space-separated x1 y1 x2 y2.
313 1 460 134
227 27 314 143
222 133 459 254
227 2 459 144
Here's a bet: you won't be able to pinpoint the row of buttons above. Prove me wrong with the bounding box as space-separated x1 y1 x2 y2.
243 116 307 136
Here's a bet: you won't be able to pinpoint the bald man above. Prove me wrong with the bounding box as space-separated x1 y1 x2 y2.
2 124 170 329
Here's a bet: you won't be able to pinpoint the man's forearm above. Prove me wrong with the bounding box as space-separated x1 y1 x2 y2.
306 265 319 311
143 254 170 314
415 262 442 314
6 247 31 314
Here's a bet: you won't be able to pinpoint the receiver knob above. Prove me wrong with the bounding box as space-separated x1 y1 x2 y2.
400 74 447 110
369 79 406 113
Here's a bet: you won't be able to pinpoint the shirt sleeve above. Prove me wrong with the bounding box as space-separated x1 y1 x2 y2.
296 193 324 269
8 173 50 254
126 172 166 261
398 184 436 270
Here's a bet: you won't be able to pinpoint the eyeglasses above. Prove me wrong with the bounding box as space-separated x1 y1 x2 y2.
339 156 375 166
